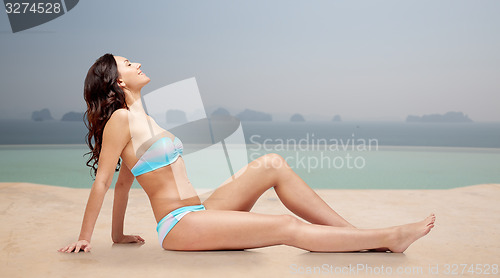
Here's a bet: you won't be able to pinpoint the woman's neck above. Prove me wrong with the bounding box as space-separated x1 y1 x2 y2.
128 98 148 115
124 89 147 114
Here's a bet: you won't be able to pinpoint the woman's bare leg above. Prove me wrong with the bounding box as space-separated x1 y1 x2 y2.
203 153 355 228
164 211 435 252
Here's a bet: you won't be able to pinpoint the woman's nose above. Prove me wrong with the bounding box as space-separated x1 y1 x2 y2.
136 63 141 69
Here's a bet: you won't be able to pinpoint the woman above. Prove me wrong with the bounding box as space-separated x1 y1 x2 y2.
59 53 435 253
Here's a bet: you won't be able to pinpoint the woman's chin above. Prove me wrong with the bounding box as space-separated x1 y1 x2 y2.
141 77 151 86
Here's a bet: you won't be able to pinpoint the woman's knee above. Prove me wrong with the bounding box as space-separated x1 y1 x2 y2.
260 153 289 170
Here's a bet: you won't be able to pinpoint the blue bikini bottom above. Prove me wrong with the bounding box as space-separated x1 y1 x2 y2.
156 204 206 247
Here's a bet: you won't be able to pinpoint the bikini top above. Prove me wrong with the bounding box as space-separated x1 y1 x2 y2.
130 132 184 177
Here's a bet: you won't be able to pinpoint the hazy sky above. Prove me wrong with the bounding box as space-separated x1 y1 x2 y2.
1 0 499 121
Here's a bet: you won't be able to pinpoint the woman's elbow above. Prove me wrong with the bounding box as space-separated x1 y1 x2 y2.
91 179 112 193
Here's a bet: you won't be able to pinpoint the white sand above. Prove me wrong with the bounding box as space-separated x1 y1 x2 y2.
1 182 499 277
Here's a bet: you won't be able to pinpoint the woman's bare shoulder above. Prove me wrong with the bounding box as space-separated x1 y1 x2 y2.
107 108 130 126
103 108 131 140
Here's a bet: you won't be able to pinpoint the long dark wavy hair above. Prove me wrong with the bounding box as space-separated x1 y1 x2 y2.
83 53 129 179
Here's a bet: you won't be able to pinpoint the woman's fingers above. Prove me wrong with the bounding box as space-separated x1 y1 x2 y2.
74 243 82 253
58 240 91 253
63 244 74 253
75 242 91 252
58 243 75 253
67 244 76 252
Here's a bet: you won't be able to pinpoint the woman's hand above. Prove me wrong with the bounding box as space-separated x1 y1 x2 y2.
58 240 92 253
113 234 145 244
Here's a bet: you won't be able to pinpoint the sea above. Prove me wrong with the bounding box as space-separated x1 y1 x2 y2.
0 119 499 190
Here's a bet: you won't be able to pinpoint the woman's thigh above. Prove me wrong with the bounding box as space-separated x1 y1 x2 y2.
202 153 287 212
163 209 298 251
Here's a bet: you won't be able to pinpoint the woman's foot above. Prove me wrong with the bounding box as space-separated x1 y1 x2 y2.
388 214 436 253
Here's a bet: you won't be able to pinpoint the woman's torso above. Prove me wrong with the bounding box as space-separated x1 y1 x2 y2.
118 111 201 223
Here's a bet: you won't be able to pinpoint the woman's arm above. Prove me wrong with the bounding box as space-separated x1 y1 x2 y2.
111 163 144 244
58 109 131 253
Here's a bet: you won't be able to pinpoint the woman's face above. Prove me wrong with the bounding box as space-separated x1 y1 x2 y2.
114 56 150 91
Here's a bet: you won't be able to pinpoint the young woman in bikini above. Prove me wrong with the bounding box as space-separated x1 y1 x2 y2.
59 53 435 253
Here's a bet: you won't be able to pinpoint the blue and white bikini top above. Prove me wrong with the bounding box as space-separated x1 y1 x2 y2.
130 131 184 177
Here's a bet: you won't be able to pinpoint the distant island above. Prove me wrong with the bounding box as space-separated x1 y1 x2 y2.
236 109 272 121
31 107 276 122
211 107 231 117
290 113 305 122
33 108 477 124
31 109 86 122
166 109 187 124
406 111 473 123
61 111 84 121
31 108 54 121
